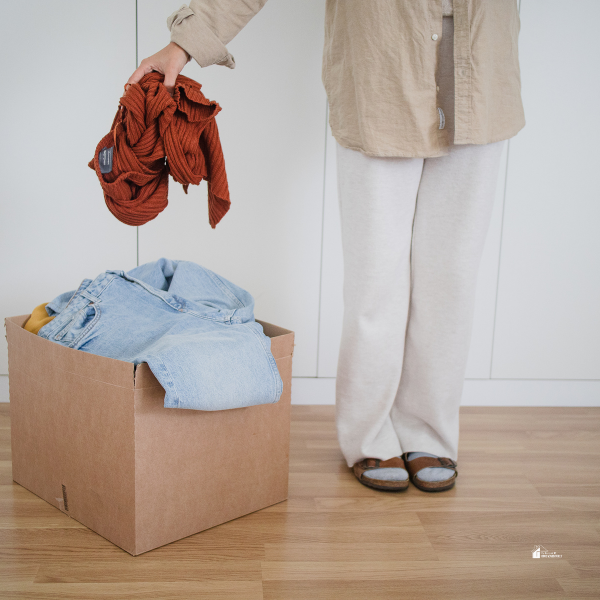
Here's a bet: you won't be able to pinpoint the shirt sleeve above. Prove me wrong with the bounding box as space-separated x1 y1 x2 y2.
167 0 269 69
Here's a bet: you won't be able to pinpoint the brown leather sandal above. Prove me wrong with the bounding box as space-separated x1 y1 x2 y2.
352 456 409 491
402 454 458 492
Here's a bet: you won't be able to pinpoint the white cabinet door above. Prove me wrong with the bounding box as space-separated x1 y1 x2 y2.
465 143 510 379
491 0 600 380
317 117 342 378
137 0 328 377
0 1 138 374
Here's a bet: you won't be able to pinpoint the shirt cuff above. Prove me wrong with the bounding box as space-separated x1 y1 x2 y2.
167 4 236 69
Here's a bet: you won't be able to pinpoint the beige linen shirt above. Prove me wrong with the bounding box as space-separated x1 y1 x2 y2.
168 0 525 158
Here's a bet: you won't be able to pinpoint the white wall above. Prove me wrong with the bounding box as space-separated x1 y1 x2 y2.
1 0 598 406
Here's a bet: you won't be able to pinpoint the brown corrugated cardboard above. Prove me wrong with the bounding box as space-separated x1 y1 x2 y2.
5 314 294 556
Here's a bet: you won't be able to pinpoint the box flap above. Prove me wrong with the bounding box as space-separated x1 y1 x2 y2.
256 319 295 360
5 315 135 389
5 315 294 389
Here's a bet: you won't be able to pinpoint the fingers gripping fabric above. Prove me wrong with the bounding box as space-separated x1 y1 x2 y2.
89 72 230 228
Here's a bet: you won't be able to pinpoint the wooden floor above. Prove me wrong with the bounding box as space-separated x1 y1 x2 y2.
0 404 599 599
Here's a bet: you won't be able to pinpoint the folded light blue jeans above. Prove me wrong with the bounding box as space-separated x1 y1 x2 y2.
38 258 283 411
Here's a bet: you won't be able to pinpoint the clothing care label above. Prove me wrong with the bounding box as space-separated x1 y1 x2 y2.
99 146 114 174
437 108 446 130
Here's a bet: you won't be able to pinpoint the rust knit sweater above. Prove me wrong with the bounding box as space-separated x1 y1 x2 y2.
89 72 230 228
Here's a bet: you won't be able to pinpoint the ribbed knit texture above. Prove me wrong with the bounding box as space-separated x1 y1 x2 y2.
89 72 230 228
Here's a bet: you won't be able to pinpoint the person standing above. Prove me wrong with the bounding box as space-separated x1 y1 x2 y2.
127 0 525 492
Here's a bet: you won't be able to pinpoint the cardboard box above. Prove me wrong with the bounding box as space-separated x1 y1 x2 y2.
5 314 294 556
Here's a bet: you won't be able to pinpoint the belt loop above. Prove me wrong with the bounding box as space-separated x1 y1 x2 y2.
80 289 101 303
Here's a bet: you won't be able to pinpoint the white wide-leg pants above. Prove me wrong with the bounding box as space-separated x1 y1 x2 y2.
335 137 506 467
334 15 508 467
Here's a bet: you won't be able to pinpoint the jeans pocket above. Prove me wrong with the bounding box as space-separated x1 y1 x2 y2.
54 304 99 348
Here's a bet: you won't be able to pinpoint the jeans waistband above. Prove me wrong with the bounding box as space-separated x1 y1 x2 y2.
38 271 120 341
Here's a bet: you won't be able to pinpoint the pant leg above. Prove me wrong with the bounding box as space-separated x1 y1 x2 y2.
334 141 424 467
390 138 506 460
387 15 506 460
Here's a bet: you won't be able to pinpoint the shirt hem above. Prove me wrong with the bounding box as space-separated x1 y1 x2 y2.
331 132 450 159
331 121 525 159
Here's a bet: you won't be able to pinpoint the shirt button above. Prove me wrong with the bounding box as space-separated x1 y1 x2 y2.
432 34 439 41
436 85 440 91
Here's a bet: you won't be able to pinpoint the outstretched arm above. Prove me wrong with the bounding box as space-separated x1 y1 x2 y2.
127 0 269 95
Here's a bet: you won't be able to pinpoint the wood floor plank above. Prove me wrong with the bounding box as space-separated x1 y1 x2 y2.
417 510 600 542
544 497 600 511
313 495 554 513
0 461 15 486
33 560 263 583
557 576 600 597
263 578 567 600
1 581 264 599
534 483 600 498
0 563 39 584
263 541 436 562
0 405 11 428
260 559 578 581
0 515 86 529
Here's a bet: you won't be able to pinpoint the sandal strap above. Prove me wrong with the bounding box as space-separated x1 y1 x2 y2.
403 455 457 476
355 456 406 474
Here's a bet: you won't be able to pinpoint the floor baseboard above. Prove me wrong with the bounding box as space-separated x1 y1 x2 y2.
1 374 598 407
290 376 600 407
